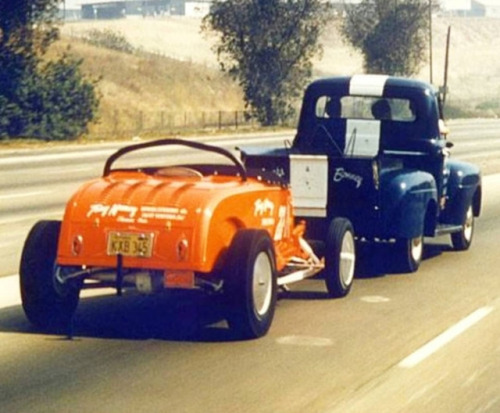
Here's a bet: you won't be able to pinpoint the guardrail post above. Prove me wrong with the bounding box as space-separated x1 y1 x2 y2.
113 110 119 135
137 111 143 133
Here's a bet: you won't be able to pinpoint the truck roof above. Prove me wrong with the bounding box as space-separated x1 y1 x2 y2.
305 75 437 98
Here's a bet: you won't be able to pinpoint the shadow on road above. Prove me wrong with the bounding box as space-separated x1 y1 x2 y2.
354 240 451 278
0 242 454 343
0 290 243 343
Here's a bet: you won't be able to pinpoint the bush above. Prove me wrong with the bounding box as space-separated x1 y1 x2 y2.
443 103 470 119
0 54 100 140
82 29 135 54
476 100 500 112
0 0 100 141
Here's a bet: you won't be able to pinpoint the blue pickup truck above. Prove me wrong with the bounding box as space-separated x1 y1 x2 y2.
241 75 482 273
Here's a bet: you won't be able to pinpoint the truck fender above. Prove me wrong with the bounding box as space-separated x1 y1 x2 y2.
441 159 482 225
381 169 438 239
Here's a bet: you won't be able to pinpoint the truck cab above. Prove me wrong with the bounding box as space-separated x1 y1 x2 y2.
241 75 482 272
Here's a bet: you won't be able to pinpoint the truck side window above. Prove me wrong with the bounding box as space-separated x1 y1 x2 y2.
339 96 416 122
316 96 341 119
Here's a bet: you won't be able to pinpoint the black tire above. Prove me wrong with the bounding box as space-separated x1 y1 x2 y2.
224 230 277 339
451 204 474 251
20 221 80 330
396 235 423 273
324 218 356 298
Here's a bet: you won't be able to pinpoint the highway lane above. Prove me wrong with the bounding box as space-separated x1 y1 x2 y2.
1 121 500 412
1 120 498 278
0 184 499 412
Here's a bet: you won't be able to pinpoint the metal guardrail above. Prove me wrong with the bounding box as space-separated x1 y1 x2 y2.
88 109 257 137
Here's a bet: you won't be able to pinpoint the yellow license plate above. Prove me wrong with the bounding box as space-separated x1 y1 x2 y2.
107 232 154 258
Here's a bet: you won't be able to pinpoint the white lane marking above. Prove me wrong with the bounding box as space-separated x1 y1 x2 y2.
0 209 63 225
44 166 94 175
0 274 117 311
276 335 334 347
360 295 391 303
0 239 19 249
0 135 289 167
0 190 54 201
406 372 449 405
212 135 288 147
399 306 494 368
0 148 114 166
0 275 22 309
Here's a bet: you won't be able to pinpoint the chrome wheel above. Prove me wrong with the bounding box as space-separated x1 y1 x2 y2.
252 251 273 318
410 236 423 264
451 204 475 251
463 206 474 242
339 230 356 288
325 218 356 298
396 235 423 273
225 230 277 339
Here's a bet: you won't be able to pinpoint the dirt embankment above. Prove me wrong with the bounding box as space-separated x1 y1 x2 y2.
60 16 500 118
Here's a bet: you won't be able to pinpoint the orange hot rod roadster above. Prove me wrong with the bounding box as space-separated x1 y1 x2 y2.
20 139 356 339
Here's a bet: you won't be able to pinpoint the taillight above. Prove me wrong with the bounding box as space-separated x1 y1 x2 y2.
177 237 189 261
72 235 83 256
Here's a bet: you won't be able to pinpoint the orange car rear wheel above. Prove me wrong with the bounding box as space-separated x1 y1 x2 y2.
20 220 81 331
224 229 277 339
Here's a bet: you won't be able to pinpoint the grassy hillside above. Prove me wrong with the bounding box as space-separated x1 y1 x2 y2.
53 33 245 137
58 16 500 137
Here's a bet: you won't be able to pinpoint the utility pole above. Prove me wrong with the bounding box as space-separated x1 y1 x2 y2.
429 0 433 84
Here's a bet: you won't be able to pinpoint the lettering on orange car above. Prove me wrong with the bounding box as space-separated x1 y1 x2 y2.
87 203 187 223
254 198 277 228
87 203 138 219
254 198 275 216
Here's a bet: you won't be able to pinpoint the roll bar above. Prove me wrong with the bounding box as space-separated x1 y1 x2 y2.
103 138 247 181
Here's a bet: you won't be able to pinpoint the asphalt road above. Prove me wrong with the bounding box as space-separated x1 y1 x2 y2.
1 121 500 412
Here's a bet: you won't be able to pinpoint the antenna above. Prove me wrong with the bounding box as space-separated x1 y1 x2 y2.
442 25 451 108
438 25 451 120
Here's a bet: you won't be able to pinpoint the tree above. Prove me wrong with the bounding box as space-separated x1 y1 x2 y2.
202 0 332 126
0 0 99 140
342 0 429 77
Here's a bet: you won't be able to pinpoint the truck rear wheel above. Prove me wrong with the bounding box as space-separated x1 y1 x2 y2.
324 218 356 298
396 235 423 273
224 230 277 339
20 221 80 330
451 205 474 251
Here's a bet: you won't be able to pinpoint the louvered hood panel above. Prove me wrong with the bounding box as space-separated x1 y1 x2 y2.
56 171 268 272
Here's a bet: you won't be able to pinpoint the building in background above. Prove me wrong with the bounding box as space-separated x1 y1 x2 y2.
171 0 211 16
472 0 500 16
80 1 170 19
440 0 500 16
59 0 82 19
59 0 500 20
59 0 213 19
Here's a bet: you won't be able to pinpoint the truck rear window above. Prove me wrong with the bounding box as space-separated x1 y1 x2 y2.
315 96 416 122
